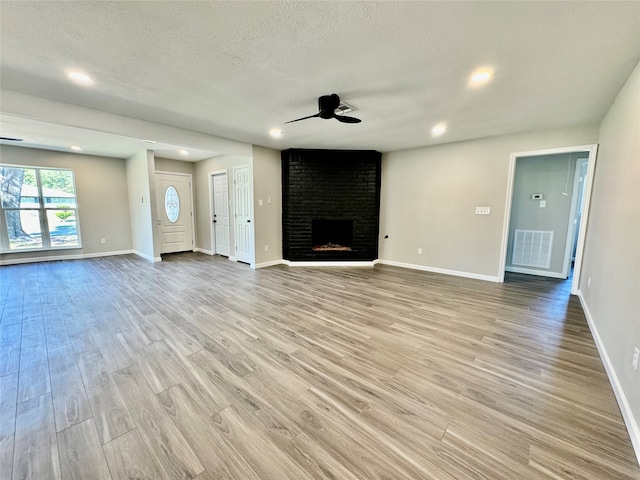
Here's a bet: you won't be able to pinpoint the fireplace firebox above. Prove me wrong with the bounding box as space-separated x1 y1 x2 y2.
312 219 353 251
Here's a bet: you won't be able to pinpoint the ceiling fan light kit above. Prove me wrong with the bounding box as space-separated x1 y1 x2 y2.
285 94 362 124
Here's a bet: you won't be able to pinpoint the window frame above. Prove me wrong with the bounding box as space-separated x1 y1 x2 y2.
0 164 82 253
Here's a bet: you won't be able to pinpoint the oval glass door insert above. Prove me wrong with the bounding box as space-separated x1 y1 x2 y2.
165 186 180 223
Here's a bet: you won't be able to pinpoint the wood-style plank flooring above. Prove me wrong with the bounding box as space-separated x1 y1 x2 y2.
0 252 638 480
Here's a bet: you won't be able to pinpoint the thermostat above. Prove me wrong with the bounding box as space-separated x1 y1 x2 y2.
531 193 544 200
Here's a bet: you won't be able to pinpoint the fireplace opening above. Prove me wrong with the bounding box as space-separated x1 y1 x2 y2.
312 219 353 251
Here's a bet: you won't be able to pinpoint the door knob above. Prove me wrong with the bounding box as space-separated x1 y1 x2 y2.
247 219 251 223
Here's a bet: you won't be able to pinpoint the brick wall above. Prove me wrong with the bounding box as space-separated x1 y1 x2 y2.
282 149 381 261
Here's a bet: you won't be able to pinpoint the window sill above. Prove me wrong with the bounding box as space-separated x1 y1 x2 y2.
0 245 83 254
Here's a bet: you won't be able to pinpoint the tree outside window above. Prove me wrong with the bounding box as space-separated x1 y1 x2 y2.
0 165 81 251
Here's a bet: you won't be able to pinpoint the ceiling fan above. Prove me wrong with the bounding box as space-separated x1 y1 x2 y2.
285 94 361 124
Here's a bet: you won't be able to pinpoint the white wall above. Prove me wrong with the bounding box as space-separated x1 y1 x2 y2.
379 123 600 280
126 150 157 261
0 145 132 264
155 157 196 176
194 154 252 258
252 145 282 267
578 61 640 458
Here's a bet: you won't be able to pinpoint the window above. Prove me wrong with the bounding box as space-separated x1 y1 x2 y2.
0 165 81 252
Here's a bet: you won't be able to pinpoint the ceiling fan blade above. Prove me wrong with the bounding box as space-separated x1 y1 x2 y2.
286 94 361 125
284 113 320 124
334 115 361 124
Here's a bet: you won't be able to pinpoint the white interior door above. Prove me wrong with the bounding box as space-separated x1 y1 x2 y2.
572 159 589 259
156 173 194 254
212 172 230 256
233 165 253 264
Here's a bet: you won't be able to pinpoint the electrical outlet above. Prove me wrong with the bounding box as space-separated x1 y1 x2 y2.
475 207 491 215
264 245 269 252
417 248 422 255
258 199 263 207
100 238 106 244
633 347 639 371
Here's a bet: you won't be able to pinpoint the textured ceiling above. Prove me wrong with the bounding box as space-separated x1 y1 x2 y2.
1 1 639 157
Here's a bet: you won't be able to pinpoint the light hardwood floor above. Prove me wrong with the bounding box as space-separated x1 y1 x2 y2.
0 252 638 480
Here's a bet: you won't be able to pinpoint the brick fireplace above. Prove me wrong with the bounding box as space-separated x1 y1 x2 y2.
281 148 381 261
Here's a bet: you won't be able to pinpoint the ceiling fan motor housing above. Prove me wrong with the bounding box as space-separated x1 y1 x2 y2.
318 94 341 118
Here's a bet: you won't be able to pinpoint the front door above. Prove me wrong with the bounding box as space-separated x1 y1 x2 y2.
156 172 194 254
233 165 253 264
212 172 230 256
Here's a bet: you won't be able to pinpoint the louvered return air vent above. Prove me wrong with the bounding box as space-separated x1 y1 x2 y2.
512 230 553 268
335 102 356 115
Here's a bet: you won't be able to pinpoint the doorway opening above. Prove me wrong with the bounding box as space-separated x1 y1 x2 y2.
499 144 598 295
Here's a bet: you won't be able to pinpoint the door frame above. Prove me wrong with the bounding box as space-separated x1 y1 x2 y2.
561 156 589 277
208 169 230 256
155 170 196 254
498 144 598 294
232 164 255 267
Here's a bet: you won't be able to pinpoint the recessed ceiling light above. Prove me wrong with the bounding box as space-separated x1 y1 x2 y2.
431 123 447 137
269 128 283 138
179 149 189 155
66 71 94 86
469 68 494 86
70 145 83 151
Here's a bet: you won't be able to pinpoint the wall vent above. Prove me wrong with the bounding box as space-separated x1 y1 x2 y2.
512 230 553 268
335 102 356 115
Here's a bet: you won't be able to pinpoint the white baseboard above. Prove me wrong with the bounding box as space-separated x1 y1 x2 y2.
506 266 566 279
283 260 376 267
195 248 214 255
578 290 640 464
133 250 161 262
378 259 500 282
0 249 134 266
254 259 285 269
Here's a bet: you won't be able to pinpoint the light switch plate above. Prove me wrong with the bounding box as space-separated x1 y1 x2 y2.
540 200 546 208
475 207 491 215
